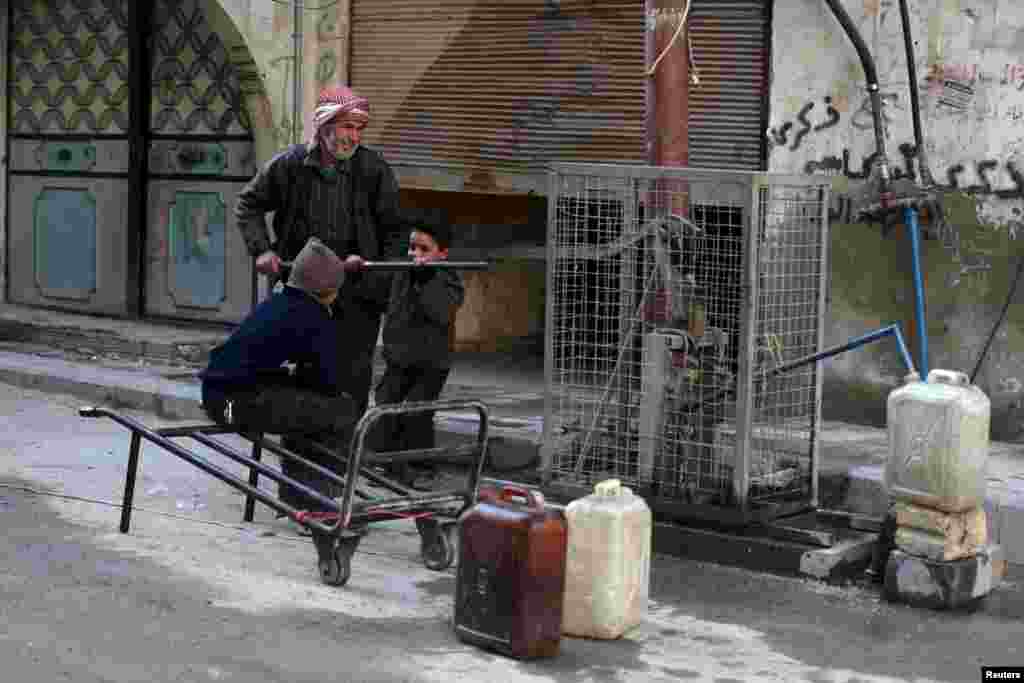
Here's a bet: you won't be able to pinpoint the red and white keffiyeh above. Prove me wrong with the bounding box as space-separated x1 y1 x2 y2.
310 86 370 144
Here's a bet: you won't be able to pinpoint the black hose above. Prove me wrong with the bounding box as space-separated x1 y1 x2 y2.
970 255 1024 384
898 0 935 186
898 0 923 162
822 0 878 84
823 0 889 188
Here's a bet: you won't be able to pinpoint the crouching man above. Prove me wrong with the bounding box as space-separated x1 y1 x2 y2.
200 237 359 519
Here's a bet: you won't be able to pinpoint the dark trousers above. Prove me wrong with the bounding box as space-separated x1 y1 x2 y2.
333 292 386 415
202 379 356 513
276 293 383 510
373 363 450 478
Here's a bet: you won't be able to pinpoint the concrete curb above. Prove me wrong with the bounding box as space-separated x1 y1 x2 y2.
0 350 204 420
0 349 543 472
0 314 227 365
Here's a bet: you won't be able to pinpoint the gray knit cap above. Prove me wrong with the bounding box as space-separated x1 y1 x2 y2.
287 237 345 293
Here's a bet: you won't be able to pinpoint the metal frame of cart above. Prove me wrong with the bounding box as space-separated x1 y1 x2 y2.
79 399 490 587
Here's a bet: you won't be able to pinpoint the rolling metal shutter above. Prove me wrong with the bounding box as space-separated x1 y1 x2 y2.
350 0 768 192
687 0 770 170
350 0 646 193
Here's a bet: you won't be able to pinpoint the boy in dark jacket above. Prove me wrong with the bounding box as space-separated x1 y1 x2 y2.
200 237 358 516
376 211 465 489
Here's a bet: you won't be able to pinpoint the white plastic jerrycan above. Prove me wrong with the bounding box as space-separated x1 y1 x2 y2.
562 478 652 639
885 369 991 512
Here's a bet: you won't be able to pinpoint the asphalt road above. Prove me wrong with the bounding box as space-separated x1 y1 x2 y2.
0 385 1021 683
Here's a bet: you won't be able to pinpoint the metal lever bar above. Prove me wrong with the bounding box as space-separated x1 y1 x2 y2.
360 261 490 271
280 260 490 271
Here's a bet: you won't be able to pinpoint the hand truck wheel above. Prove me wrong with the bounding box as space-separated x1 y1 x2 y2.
418 521 455 571
319 546 352 587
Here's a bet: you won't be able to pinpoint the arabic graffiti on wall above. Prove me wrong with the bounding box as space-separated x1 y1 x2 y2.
768 96 842 151
804 143 1024 200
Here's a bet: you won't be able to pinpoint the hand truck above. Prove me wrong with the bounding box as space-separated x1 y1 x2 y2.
79 399 490 587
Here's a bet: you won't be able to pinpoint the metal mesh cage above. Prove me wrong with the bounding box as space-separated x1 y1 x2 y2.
541 163 830 524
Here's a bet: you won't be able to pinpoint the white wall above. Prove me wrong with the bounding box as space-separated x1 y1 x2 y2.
766 0 1024 437
768 0 1024 230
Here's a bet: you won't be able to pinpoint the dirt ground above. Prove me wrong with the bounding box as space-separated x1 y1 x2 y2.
1 385 1021 683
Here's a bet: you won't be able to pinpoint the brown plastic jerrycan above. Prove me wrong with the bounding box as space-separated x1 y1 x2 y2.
453 483 567 659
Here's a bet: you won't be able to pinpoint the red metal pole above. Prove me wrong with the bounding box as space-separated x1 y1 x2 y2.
645 1 691 215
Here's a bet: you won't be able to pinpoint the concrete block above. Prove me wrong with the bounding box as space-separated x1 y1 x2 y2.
894 501 986 536
883 545 1004 610
893 503 988 561
983 476 1024 566
894 526 986 563
799 537 875 581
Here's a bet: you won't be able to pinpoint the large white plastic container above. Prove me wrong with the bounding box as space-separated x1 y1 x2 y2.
562 479 652 639
885 369 991 512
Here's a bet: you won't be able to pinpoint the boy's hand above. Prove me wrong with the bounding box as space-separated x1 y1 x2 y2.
343 255 367 272
255 250 282 275
411 256 440 283
413 252 446 265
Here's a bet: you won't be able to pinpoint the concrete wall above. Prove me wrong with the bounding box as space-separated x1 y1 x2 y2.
212 0 350 157
768 0 1024 439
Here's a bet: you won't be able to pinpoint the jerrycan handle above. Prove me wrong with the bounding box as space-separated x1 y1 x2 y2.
594 479 623 496
926 369 970 386
497 485 545 510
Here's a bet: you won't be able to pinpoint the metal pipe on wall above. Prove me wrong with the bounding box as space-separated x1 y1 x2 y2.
897 0 934 186
905 207 930 378
293 0 303 145
822 0 891 196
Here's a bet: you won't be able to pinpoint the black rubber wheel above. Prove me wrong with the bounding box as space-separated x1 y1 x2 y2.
319 548 352 587
421 526 455 571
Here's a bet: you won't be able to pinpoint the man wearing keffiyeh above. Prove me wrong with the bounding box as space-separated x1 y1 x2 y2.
234 85 408 512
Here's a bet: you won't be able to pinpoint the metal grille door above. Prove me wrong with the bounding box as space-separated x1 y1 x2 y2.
541 163 829 524
144 0 257 323
6 0 258 322
7 0 134 314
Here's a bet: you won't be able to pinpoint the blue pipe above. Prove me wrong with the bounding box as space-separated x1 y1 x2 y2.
768 323 915 378
905 207 929 379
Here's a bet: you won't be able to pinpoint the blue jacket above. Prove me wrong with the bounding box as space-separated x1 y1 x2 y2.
200 286 342 400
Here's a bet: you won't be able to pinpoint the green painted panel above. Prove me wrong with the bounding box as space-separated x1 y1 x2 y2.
173 143 228 175
33 188 98 299
39 142 97 172
168 191 227 308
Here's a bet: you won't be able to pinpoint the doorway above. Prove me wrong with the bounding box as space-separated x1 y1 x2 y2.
6 0 258 323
